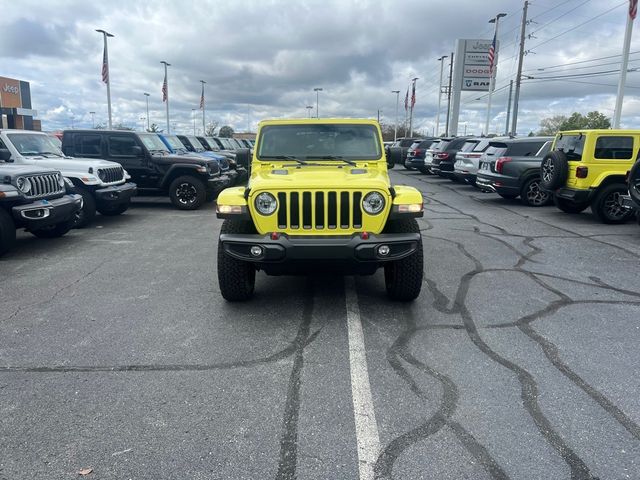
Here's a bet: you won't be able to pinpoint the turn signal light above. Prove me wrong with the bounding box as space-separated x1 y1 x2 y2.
217 205 244 214
495 157 512 173
576 166 589 178
398 203 423 213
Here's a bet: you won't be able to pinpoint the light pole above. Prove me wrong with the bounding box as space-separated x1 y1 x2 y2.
391 90 400 141
192 108 196 135
143 92 150 131
436 55 448 136
200 80 206 134
140 117 146 131
408 77 418 137
314 87 322 118
161 60 171 133
95 29 114 129
306 105 313 118
89 111 95 128
485 13 507 136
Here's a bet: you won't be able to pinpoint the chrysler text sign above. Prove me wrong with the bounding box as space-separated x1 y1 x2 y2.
459 39 497 91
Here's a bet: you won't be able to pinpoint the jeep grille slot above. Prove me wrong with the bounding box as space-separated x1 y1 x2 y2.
97 166 124 183
302 192 312 229
340 192 350 228
27 174 64 199
327 192 337 228
277 192 287 228
290 192 300 228
315 192 324 228
352 192 362 228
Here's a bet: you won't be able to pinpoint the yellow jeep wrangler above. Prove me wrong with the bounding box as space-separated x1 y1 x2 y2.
540 129 637 223
215 118 424 301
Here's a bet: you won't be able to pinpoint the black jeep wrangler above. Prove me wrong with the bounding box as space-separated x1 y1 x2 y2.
61 130 227 209
0 162 82 255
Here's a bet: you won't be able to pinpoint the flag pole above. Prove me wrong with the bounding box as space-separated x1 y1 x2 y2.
200 80 206 135
161 61 171 134
613 1 635 128
485 13 506 136
96 29 114 129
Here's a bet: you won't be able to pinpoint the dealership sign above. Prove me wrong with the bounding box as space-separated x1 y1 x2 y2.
459 39 497 91
0 76 23 109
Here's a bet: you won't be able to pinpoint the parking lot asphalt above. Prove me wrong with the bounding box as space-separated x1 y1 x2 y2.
1 170 639 480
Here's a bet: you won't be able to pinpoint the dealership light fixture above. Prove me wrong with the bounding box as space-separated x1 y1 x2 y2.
313 87 323 118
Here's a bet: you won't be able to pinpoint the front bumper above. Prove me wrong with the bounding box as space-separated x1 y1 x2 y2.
207 175 230 191
12 194 82 229
220 232 420 264
621 194 638 210
94 182 137 205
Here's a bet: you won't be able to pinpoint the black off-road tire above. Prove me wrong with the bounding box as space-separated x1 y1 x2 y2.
30 218 75 239
97 202 129 216
553 194 588 214
520 177 552 207
0 209 17 256
590 183 634 224
217 220 257 301
382 218 423 301
73 185 96 228
169 175 206 210
540 150 569 191
628 159 640 207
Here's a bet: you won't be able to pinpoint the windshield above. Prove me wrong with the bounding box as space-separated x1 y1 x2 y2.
555 134 585 161
7 133 64 156
434 140 451 152
164 135 187 151
460 141 479 153
219 138 234 149
483 145 508 158
473 139 491 152
204 138 220 150
257 124 382 160
138 133 170 152
187 136 205 151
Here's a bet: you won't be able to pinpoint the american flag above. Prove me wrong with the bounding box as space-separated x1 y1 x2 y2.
404 87 409 111
199 83 205 109
488 32 497 75
631 0 638 19
101 45 109 84
411 81 416 108
162 73 168 102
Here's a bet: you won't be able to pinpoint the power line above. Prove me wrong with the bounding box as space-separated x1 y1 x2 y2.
528 0 592 38
525 78 640 89
527 67 639 80
528 0 575 21
522 50 640 73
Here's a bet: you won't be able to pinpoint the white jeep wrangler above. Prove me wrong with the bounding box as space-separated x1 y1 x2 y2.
0 129 137 227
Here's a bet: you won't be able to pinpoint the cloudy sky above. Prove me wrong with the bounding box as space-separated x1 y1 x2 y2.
1 0 639 136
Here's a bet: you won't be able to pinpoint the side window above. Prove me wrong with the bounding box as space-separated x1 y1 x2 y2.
108 136 138 157
508 142 542 157
0 138 6 149
73 135 102 157
594 136 633 160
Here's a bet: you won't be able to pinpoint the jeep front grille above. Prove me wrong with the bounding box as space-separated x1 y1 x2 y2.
275 190 364 230
26 173 64 199
97 166 124 183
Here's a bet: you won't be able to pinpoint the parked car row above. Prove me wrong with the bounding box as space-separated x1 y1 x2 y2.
0 129 250 256
402 129 640 225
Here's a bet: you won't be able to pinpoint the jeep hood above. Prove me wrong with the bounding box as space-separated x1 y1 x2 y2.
249 164 391 192
0 163 59 176
152 154 211 166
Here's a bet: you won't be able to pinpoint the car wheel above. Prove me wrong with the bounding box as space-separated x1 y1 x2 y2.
382 219 423 301
73 185 96 228
498 193 518 200
97 203 129 216
520 177 552 207
0 208 17 256
590 184 635 224
217 220 257 301
628 159 640 206
30 218 75 239
553 194 588 214
169 175 206 210
539 151 569 191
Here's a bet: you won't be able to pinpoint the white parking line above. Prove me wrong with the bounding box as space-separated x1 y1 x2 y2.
345 276 381 480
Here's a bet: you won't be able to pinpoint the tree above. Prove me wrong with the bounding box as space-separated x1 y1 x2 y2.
538 111 611 135
584 111 611 129
113 122 134 131
205 122 219 136
538 115 567 135
147 123 163 133
218 125 234 138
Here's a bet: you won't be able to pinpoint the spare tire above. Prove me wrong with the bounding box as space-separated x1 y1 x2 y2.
628 159 640 207
540 150 569 191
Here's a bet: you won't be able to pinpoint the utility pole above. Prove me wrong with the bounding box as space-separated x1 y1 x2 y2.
314 87 323 118
613 2 635 128
143 93 150 131
391 90 400 141
408 78 418 136
485 13 507 136
89 111 95 128
511 1 528 136
445 52 454 136
192 108 196 135
435 55 448 137
306 105 313 118
505 80 514 135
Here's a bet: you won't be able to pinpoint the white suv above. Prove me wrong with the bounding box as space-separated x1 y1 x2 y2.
0 130 136 227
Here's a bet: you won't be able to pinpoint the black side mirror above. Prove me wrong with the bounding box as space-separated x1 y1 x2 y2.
0 148 12 162
388 147 401 167
236 148 251 168
132 146 143 156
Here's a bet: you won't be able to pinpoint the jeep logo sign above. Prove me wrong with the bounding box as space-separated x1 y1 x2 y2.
3 84 19 95
0 76 23 108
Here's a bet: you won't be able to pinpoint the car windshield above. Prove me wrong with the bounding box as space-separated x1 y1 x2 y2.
460 141 479 152
219 138 234 149
555 134 585 161
399 139 415 147
138 133 170 152
257 124 382 160
472 139 491 152
205 138 220 150
6 133 64 156
483 144 508 158
164 135 187 151
434 140 451 152
187 136 205 151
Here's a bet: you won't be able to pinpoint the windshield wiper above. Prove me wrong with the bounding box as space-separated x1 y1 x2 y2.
260 155 308 165
311 155 357 166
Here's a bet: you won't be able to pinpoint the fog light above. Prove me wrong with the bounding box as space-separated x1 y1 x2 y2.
250 246 263 257
378 245 390 256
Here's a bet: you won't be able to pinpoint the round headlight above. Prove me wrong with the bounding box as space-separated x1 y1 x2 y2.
255 192 277 215
58 174 65 188
362 191 385 215
16 176 31 194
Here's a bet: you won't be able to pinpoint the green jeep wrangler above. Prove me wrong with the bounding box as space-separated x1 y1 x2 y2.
215 118 424 301
540 129 637 224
